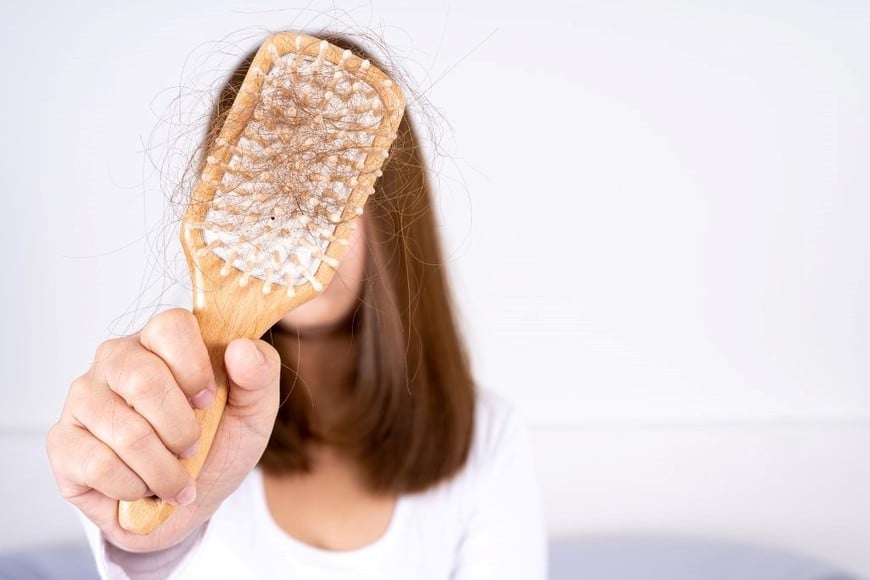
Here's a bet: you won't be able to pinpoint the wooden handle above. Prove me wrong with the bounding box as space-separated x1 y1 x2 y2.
115 221 314 535
117 307 234 535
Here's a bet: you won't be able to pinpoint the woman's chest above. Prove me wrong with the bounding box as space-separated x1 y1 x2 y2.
195 468 463 579
262 466 397 551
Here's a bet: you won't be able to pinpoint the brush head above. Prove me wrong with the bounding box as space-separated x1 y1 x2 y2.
182 33 405 300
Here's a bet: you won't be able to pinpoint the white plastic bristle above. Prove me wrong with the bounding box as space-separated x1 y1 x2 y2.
323 91 333 101
318 40 328 57
355 206 365 215
238 273 251 287
196 240 221 258
262 269 274 294
360 60 370 72
216 138 228 147
295 37 303 50
302 269 323 292
375 169 383 177
382 79 393 88
318 228 347 245
268 44 279 59
340 49 351 65
219 251 238 276
314 251 339 269
206 155 218 165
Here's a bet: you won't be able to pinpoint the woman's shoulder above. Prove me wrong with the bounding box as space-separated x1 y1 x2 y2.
452 388 536 491
471 388 532 458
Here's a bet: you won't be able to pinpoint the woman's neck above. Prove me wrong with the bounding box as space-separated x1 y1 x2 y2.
269 313 359 434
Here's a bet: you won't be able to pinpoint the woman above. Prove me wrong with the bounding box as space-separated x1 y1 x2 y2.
47 31 546 579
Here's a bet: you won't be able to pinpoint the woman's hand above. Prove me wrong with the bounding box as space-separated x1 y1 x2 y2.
46 308 282 553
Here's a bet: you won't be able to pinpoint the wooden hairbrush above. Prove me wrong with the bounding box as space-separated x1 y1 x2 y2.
118 32 405 534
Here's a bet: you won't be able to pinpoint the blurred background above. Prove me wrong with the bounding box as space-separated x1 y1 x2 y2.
1 0 868 576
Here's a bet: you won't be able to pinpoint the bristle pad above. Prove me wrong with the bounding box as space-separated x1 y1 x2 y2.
200 50 387 288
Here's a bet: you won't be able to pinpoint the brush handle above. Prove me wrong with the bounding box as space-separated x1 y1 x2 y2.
117 307 235 535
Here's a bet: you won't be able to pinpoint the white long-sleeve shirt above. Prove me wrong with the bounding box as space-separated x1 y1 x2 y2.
80 389 547 579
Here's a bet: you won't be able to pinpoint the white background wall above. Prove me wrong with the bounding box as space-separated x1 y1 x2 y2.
2 0 868 575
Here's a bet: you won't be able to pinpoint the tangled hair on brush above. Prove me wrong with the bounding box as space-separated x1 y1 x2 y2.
197 31 476 494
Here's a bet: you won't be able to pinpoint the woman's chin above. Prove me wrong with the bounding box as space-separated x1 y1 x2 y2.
277 292 358 336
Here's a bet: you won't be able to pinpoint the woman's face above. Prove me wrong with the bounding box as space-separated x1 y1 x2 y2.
277 216 367 333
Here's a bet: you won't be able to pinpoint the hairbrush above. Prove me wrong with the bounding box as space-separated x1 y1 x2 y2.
118 32 405 534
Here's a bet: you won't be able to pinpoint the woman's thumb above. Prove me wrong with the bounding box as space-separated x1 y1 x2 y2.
223 338 281 424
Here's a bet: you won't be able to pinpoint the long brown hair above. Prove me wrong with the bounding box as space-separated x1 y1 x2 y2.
199 32 476 495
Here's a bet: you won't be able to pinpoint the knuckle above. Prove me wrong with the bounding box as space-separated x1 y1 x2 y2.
115 419 156 455
164 413 201 455
179 419 201 451
143 309 196 347
94 338 125 363
45 423 63 462
123 366 163 401
81 449 113 487
62 378 94 424
67 375 90 399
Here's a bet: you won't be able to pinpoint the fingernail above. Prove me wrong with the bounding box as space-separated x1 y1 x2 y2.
172 482 196 507
247 339 265 366
192 388 214 409
180 443 198 459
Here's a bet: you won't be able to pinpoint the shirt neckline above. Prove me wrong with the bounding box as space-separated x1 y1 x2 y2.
249 466 408 570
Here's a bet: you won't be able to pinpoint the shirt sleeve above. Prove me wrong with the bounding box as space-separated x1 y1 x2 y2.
77 509 207 579
450 395 548 580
